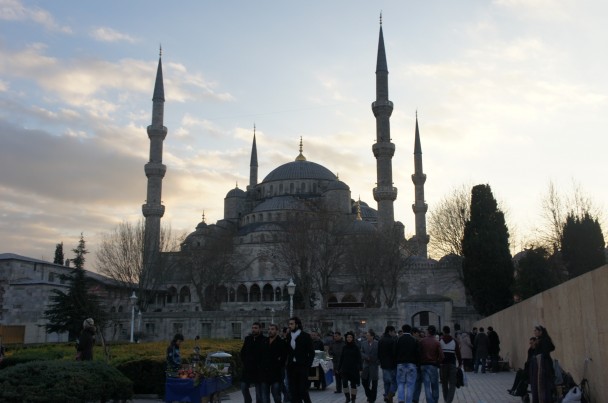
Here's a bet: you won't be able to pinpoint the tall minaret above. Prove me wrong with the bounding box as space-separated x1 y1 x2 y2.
411 113 429 258
372 15 397 230
142 50 167 276
248 125 258 190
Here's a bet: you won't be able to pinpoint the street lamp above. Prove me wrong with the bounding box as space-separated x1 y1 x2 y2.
137 310 142 333
287 278 296 318
129 291 138 343
271 308 275 324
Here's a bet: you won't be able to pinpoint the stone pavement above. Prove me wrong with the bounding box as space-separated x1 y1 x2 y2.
134 371 526 403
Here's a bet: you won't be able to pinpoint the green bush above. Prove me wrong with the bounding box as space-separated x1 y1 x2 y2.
0 360 133 402
115 358 166 395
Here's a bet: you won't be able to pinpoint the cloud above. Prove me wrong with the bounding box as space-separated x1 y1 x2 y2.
0 0 72 33
493 0 575 21
90 27 138 43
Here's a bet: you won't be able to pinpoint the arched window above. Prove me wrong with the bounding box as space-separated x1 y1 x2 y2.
275 287 282 301
179 286 191 303
328 296 338 303
262 284 274 301
217 285 228 303
313 183 317 193
250 284 261 302
110 306 116 313
117 305 124 313
279 183 284 193
167 287 178 304
237 284 248 302
229 287 236 302
290 183 294 193
301 182 306 192
270 185 274 195
341 294 357 303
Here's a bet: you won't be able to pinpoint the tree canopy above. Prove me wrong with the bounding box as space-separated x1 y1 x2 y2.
462 184 514 316
561 212 606 279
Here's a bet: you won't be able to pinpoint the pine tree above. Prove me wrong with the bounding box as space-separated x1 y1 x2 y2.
462 184 514 316
44 234 106 340
561 213 606 279
53 242 64 265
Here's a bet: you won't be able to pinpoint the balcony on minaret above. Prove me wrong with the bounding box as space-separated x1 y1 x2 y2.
373 185 398 202
142 203 165 217
371 100 394 117
411 173 427 185
412 201 429 214
145 162 167 178
372 142 395 157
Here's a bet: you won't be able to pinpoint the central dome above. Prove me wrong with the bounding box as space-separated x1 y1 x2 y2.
262 160 336 183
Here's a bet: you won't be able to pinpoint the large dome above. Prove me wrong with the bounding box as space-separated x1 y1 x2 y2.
262 160 336 183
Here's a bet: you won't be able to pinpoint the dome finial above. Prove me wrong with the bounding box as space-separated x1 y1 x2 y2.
236 181 239 189
295 136 307 161
202 211 206 223
356 197 363 221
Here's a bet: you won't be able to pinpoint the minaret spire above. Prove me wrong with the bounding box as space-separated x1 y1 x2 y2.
143 52 168 279
372 19 397 230
412 112 429 258
248 124 258 190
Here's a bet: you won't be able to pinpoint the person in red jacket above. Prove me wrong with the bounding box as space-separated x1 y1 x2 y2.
418 325 443 403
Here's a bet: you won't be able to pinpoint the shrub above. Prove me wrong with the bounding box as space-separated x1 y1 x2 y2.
115 358 166 395
0 360 133 402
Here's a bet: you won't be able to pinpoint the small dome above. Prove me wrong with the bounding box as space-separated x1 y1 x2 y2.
346 219 377 235
326 180 349 191
263 160 336 183
226 187 246 198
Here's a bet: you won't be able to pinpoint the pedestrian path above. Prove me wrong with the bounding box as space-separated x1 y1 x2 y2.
135 371 524 403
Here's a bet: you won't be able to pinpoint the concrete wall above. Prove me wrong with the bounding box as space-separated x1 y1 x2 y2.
475 264 608 401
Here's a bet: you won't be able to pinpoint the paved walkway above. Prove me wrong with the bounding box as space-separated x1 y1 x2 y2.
135 371 525 403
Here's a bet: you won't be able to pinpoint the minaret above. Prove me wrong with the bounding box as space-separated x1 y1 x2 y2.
411 113 429 258
372 15 397 230
142 50 167 277
248 124 258 190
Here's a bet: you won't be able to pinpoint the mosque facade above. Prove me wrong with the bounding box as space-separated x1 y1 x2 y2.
136 24 478 340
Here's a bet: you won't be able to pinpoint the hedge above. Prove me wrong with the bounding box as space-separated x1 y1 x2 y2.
0 360 133 402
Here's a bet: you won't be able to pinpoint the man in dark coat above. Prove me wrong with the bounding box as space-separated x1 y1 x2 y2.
378 326 397 403
329 331 346 393
286 316 315 403
360 329 380 403
487 326 501 372
473 327 489 374
394 324 420 403
241 322 269 403
264 324 289 403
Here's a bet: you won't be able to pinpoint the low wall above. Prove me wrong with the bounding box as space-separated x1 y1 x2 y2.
475 264 607 400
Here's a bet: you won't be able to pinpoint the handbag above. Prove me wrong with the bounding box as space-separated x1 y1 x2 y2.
456 367 465 388
562 386 582 403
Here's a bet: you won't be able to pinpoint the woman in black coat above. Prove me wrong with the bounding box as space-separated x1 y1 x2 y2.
77 318 96 361
337 331 362 403
529 326 555 403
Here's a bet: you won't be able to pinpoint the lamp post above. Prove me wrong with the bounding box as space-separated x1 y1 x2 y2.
271 308 275 324
129 291 138 343
287 278 296 318
137 310 142 333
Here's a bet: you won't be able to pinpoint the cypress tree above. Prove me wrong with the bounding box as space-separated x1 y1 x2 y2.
53 242 64 265
462 184 514 315
44 234 106 340
561 213 606 279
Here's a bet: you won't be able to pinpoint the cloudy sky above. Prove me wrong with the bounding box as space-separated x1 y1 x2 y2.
1 0 606 268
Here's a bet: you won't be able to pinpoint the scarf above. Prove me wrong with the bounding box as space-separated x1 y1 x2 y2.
291 329 301 350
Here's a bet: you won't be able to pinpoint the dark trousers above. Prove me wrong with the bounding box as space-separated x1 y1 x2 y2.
335 370 343 392
287 364 312 403
241 381 269 403
362 377 378 402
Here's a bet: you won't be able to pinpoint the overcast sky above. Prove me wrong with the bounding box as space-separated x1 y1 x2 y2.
0 0 606 268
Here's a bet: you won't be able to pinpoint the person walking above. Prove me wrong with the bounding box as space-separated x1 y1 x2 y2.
311 331 327 390
166 333 184 374
77 318 96 361
394 324 419 403
241 322 269 403
439 326 462 403
329 331 346 394
286 317 315 403
529 325 556 403
337 331 362 403
457 330 473 372
264 324 289 403
419 325 443 403
411 328 424 403
378 326 397 403
473 327 489 373
360 329 380 403
487 326 501 372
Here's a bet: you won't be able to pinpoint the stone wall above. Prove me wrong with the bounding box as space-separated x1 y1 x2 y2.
474 264 608 401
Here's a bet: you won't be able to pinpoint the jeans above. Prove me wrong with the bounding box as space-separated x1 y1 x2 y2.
241 381 269 403
439 364 457 403
269 381 283 403
396 363 417 403
474 353 488 373
421 365 439 403
381 368 397 398
412 367 422 402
